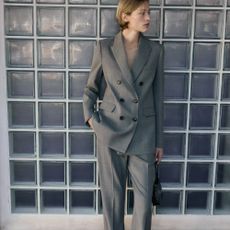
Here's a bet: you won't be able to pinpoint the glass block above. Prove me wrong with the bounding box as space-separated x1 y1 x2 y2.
98 190 103 214
159 162 184 186
8 102 35 128
216 163 230 186
69 103 85 128
188 134 214 158
226 11 230 38
5 0 32 3
7 71 34 98
11 161 36 185
187 163 213 186
144 10 160 38
40 132 65 156
193 43 220 70
164 10 192 38
39 103 65 128
150 0 161 4
100 0 163 4
220 105 230 129
101 0 162 4
189 104 216 130
163 133 185 158
196 0 224 6
38 72 65 98
37 40 65 68
41 190 66 213
9 132 35 156
70 190 95 214
157 191 182 214
164 73 188 100
214 191 230 214
100 8 119 37
69 0 97 3
69 72 88 99
37 7 65 36
100 0 117 3
5 6 33 36
218 134 230 158
12 190 37 213
69 133 94 157
70 162 95 185
37 0 65 3
191 74 218 100
6 39 34 68
224 43 230 70
186 191 210 214
69 40 95 68
195 10 223 39
41 162 65 185
164 0 192 5
69 8 97 37
164 42 190 70
164 103 187 130
222 74 230 100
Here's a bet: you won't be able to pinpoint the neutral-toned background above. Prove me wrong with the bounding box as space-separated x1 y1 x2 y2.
1 0 230 229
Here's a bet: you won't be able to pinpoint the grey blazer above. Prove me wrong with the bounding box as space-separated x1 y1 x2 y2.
83 31 164 154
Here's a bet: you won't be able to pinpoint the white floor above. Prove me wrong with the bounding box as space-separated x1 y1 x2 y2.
1 215 230 230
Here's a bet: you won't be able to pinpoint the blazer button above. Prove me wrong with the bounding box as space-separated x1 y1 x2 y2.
132 117 137 122
117 80 122 85
120 116 125 120
119 98 125 102
132 98 138 103
139 81 144 86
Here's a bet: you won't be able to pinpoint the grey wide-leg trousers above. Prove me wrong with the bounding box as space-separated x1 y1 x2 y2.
97 142 155 230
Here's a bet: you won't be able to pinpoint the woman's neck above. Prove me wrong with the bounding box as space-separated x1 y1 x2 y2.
122 29 140 48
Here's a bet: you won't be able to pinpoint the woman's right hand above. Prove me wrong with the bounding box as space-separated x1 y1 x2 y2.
88 117 93 129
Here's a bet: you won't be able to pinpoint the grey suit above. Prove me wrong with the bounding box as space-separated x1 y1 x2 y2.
83 31 164 230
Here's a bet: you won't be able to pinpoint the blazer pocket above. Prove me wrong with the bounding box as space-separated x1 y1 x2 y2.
143 107 156 117
92 111 100 123
99 101 116 112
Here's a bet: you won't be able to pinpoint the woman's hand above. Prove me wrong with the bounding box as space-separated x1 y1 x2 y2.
88 117 93 129
155 148 163 164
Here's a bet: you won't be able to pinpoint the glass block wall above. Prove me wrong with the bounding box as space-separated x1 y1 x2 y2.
3 0 230 215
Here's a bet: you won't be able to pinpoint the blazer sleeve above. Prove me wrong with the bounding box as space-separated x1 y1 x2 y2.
83 41 103 126
153 44 164 148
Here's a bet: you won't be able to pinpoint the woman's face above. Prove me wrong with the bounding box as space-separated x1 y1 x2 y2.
123 1 150 33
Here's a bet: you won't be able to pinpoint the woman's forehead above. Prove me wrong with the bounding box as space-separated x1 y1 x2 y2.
136 2 149 11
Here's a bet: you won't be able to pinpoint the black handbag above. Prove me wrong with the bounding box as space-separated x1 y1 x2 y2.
152 162 162 206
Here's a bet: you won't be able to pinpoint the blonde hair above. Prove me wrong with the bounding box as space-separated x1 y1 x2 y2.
116 0 149 31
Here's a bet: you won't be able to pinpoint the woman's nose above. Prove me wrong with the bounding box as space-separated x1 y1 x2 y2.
145 13 150 21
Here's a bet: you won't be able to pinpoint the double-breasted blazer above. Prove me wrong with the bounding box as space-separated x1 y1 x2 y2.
83 31 164 155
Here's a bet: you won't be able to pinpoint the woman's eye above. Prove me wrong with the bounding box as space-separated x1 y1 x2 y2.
139 11 150 16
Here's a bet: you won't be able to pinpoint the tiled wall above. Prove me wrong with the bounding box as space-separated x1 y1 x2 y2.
4 0 230 215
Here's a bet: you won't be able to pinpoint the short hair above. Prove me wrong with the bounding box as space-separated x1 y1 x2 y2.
116 0 149 31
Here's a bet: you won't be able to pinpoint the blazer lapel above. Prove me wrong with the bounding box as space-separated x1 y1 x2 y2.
131 33 152 82
111 32 135 92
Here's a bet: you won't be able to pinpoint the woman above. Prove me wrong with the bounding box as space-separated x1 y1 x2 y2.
83 0 164 229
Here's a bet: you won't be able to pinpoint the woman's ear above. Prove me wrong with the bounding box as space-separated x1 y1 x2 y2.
121 12 129 23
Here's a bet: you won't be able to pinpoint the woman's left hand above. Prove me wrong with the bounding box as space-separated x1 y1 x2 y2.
155 148 163 164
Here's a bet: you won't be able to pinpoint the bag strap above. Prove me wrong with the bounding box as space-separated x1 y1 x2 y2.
155 162 160 183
